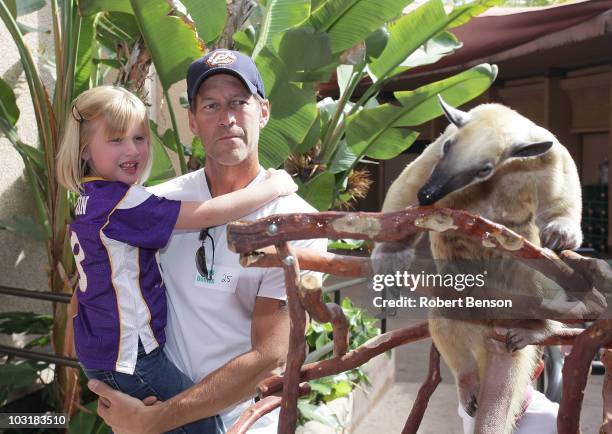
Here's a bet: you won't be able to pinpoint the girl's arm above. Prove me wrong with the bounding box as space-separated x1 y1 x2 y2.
175 169 297 230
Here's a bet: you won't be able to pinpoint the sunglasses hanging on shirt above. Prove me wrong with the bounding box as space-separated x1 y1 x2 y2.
195 228 215 280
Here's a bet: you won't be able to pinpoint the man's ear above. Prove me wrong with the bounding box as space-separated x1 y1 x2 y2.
510 141 553 158
260 99 270 128
187 109 199 135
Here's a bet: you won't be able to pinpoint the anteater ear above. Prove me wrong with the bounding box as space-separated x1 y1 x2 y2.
510 141 553 158
438 94 471 128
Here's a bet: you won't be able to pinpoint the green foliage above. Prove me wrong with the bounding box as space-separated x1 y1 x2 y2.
237 0 500 210
327 239 366 251
0 0 502 420
0 215 46 241
0 0 215 418
0 311 109 431
74 15 95 98
147 120 182 185
0 363 40 388
297 172 335 211
0 312 53 408
307 0 408 54
344 63 497 161
69 400 108 434
368 0 449 79
127 0 203 92
298 399 342 429
181 0 227 45
300 297 379 426
15 0 46 16
0 312 53 335
0 77 19 128
252 0 311 58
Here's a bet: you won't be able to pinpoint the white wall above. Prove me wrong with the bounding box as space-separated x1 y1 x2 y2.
0 7 55 325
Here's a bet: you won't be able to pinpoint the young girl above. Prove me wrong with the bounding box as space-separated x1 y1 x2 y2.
56 85 296 433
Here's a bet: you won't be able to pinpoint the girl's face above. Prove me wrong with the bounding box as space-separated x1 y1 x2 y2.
82 119 150 185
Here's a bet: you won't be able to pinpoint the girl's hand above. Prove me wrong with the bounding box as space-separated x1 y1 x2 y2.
265 169 298 196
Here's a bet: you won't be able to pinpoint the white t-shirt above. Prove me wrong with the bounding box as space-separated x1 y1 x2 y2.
147 168 326 431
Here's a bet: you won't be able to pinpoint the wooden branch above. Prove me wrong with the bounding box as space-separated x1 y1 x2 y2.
601 349 612 434
227 384 311 434
560 250 612 295
240 246 373 277
417 283 604 321
402 344 442 434
558 317 612 434
244 248 605 319
241 247 604 318
240 247 606 319
258 321 431 397
489 326 612 347
300 274 349 357
259 323 603 399
226 210 612 433
276 243 306 434
227 396 281 434
227 207 591 296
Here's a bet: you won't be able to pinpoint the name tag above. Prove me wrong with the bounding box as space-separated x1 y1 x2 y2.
194 265 240 293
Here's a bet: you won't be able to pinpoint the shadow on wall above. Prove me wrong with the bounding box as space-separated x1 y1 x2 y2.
0 159 50 315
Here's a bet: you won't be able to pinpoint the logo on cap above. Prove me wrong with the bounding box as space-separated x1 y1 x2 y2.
206 50 237 67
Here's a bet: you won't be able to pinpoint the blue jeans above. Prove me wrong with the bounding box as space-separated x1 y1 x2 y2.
82 342 225 434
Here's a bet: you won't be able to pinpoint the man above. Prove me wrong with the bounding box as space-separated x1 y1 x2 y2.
88 49 326 433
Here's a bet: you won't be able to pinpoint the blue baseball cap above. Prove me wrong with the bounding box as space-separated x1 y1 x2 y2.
187 49 266 105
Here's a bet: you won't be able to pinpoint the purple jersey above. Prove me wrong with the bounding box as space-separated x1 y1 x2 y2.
70 178 181 374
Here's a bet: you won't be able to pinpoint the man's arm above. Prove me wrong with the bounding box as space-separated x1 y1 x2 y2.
92 297 289 434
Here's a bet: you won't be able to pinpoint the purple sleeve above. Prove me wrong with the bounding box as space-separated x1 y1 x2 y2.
103 186 181 249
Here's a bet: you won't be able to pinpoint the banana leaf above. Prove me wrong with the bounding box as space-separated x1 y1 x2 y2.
181 0 227 45
0 77 19 127
78 0 132 15
129 0 203 91
272 26 332 78
74 15 95 98
15 0 45 16
369 0 500 80
252 0 310 58
147 123 178 186
306 0 411 53
297 172 335 211
394 63 498 125
346 64 498 160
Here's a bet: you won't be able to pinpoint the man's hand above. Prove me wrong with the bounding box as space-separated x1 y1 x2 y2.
88 380 162 434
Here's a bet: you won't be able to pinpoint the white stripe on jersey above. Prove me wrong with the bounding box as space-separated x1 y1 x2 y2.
101 232 159 374
117 185 152 210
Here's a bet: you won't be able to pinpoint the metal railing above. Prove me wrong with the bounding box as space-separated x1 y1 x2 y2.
0 285 70 304
0 285 78 367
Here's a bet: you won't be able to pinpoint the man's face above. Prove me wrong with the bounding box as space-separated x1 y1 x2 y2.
188 74 269 167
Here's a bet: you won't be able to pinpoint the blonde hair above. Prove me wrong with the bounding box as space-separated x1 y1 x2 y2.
56 85 152 193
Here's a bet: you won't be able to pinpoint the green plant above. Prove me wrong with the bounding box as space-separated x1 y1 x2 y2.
1 0 500 423
232 0 500 210
1 0 88 414
0 311 108 432
0 0 229 415
299 297 380 428
0 312 54 407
